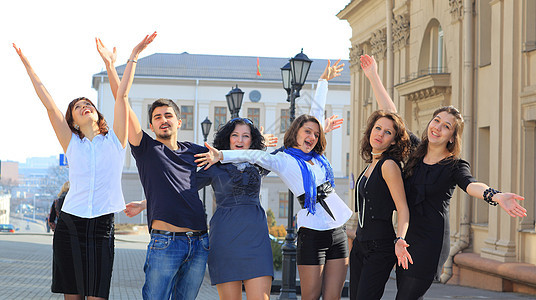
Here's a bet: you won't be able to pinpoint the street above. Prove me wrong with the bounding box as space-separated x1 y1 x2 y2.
0 233 533 299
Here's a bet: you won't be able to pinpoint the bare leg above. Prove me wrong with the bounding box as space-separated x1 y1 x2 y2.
216 280 243 300
243 276 271 300
64 295 82 300
322 257 348 300
297 265 324 300
87 297 107 300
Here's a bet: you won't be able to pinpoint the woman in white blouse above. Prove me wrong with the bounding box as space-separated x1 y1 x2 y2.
197 60 352 300
13 33 156 300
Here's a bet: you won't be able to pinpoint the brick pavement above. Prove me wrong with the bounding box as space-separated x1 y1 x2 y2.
0 233 533 299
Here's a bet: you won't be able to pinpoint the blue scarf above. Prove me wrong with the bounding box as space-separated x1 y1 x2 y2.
283 147 335 215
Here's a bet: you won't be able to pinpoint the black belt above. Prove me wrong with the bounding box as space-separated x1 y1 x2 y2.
151 229 207 237
297 181 335 221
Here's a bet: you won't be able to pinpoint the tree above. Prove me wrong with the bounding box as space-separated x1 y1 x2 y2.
266 208 276 228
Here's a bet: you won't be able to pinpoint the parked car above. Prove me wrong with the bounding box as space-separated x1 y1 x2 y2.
0 224 16 233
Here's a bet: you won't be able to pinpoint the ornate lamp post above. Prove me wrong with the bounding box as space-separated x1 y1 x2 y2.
278 49 313 300
200 117 212 214
225 85 245 118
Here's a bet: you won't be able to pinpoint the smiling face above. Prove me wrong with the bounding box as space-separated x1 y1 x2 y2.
229 124 252 150
71 99 98 127
294 121 320 153
427 111 456 147
369 117 396 153
149 106 182 140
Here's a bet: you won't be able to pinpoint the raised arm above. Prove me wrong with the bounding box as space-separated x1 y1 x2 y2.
112 32 157 148
310 59 344 126
96 35 155 147
13 44 71 152
360 54 397 113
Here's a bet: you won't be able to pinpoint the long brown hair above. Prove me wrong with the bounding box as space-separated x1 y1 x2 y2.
404 106 464 177
360 110 410 163
65 97 108 139
283 114 326 155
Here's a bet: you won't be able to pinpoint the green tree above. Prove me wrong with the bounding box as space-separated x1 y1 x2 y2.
266 208 276 228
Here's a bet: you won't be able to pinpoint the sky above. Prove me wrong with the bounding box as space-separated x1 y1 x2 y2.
0 0 352 163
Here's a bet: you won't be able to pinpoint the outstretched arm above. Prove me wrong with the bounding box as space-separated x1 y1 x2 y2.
112 32 157 148
466 182 526 218
13 44 71 152
360 54 397 113
324 114 344 133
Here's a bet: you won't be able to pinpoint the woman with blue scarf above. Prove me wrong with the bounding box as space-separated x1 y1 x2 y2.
196 60 353 300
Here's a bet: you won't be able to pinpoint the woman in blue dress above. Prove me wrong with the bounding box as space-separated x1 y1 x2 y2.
198 117 273 299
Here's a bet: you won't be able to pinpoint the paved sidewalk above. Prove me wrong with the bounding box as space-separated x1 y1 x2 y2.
0 233 533 299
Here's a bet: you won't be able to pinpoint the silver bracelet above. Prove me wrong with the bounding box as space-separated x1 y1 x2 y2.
127 59 138 63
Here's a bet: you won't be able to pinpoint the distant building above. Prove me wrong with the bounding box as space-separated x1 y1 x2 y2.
93 52 351 226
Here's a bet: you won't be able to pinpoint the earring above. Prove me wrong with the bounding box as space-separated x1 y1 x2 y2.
74 124 80 130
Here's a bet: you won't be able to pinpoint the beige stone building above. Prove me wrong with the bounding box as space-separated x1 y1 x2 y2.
338 0 536 294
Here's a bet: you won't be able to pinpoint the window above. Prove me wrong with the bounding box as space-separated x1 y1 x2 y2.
418 19 447 75
280 109 290 133
180 105 193 130
478 0 491 65
279 192 288 218
146 104 152 129
247 108 260 128
214 107 227 130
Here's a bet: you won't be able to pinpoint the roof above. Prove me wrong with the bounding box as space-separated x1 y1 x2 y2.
92 52 350 89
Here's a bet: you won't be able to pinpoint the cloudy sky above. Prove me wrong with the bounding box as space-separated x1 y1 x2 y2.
0 0 352 163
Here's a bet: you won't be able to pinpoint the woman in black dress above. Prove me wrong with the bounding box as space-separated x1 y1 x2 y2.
360 54 526 300
350 110 413 300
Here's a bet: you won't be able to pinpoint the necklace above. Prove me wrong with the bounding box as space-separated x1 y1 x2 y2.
356 164 371 228
371 151 383 156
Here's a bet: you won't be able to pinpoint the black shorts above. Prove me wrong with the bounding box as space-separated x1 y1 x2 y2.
297 226 349 265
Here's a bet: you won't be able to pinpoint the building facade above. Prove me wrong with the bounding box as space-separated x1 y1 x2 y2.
338 0 536 293
92 53 351 227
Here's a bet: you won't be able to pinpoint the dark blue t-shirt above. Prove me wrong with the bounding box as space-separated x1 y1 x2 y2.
131 131 208 231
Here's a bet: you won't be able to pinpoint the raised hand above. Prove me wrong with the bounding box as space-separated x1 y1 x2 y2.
124 200 146 217
395 239 413 269
132 31 157 57
324 114 344 133
360 54 378 79
96 38 117 66
194 142 222 170
495 193 526 218
260 126 278 147
320 59 344 81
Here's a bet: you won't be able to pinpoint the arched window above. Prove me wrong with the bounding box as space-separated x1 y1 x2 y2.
418 19 447 76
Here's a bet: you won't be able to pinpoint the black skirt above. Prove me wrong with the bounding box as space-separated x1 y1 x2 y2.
52 211 115 298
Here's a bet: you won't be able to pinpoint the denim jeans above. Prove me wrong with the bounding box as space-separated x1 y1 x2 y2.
142 232 209 300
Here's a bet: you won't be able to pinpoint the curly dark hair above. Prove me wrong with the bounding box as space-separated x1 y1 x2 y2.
360 110 410 163
65 97 108 139
213 118 266 150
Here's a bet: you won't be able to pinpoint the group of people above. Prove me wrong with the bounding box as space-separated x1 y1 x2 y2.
13 32 526 300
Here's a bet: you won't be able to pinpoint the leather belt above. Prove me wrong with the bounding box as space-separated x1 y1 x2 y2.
151 229 207 237
297 181 335 220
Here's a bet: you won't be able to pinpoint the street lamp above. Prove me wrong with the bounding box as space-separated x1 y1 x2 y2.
278 50 313 300
200 117 212 214
226 85 245 118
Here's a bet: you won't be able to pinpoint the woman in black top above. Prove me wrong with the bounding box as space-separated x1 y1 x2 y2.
361 54 526 300
349 110 413 300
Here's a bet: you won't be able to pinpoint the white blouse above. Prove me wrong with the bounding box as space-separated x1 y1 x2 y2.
220 79 352 230
61 129 126 218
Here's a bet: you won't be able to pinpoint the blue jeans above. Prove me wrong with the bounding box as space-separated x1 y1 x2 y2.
142 232 209 300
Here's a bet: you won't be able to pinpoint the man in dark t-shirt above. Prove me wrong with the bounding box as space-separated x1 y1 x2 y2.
123 99 208 300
